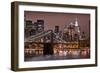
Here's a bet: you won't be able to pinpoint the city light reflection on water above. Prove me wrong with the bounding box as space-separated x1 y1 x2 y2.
24 47 90 61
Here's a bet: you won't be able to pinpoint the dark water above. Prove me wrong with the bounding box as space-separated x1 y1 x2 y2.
25 54 90 61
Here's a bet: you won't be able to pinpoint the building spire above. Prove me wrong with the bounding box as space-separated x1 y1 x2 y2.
75 18 78 27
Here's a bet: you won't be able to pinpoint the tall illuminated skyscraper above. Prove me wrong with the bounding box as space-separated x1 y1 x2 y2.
74 18 81 40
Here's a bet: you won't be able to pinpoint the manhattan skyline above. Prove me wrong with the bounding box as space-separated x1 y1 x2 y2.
24 11 90 38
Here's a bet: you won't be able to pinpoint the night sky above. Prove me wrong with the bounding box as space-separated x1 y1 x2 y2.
24 11 90 38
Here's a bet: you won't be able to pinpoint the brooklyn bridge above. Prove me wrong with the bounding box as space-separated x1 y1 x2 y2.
24 19 90 61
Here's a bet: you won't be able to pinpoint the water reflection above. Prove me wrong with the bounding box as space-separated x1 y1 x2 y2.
25 48 90 61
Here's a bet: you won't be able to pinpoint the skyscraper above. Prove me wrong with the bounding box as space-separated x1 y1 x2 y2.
74 18 81 40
